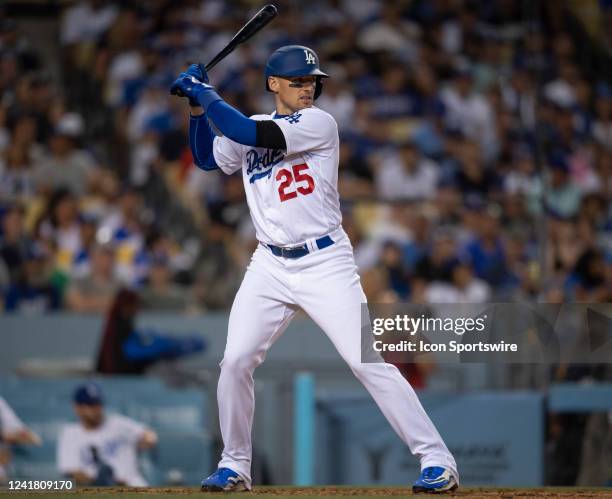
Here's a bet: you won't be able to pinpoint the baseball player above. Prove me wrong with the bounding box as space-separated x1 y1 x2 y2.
0 396 42 483
57 383 158 486
171 45 458 493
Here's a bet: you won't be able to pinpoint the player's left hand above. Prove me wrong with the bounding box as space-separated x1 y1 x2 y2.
170 74 215 106
184 63 209 84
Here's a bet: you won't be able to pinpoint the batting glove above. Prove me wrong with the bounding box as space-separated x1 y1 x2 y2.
170 74 222 111
181 64 209 106
184 63 209 84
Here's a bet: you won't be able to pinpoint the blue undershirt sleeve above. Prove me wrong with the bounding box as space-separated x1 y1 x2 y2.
189 113 219 171
206 100 258 146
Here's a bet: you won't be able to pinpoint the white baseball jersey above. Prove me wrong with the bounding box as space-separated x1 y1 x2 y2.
208 104 458 488
213 106 341 246
57 413 148 486
0 397 26 481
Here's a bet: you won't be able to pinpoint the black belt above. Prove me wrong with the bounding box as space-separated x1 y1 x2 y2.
267 235 334 259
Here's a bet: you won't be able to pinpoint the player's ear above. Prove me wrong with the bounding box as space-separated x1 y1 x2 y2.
268 76 279 93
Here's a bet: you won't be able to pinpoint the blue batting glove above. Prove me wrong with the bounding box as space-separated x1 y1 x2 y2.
170 74 222 111
182 64 209 106
183 63 209 84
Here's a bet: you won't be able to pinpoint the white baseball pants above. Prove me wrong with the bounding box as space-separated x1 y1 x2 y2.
216 229 458 487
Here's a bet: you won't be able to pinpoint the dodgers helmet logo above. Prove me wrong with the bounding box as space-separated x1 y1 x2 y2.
304 49 316 65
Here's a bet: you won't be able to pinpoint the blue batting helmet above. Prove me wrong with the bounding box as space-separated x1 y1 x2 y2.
264 45 328 99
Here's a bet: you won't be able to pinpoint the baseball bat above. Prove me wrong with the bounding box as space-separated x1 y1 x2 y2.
172 4 277 99
205 4 278 72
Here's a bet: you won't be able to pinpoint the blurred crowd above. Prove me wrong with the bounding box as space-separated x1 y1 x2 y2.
0 0 610 314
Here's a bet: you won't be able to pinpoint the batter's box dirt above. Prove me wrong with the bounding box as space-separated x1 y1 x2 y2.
6 486 611 498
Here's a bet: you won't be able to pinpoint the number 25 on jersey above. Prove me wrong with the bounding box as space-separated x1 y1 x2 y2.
276 163 315 202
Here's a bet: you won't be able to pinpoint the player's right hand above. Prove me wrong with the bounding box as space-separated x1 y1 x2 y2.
170 74 222 111
170 74 205 100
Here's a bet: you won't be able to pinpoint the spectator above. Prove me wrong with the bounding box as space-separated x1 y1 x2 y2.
545 156 582 218
360 266 398 303
591 146 612 198
4 244 60 313
425 261 491 303
60 1 118 46
38 188 82 274
8 114 39 153
357 3 420 62
57 383 157 486
544 61 581 109
98 187 147 286
593 84 612 151
6 74 55 145
0 144 36 202
408 63 446 120
315 75 356 130
378 240 411 299
139 253 196 312
567 248 609 302
375 141 439 200
71 215 101 279
33 113 96 196
80 169 121 222
337 140 374 199
500 67 536 129
503 148 542 213
96 289 141 374
462 208 511 289
369 66 414 119
440 67 497 160
454 140 499 203
0 204 34 283
65 243 119 313
192 221 244 311
0 396 42 484
415 229 459 283
96 289 204 374
402 213 431 271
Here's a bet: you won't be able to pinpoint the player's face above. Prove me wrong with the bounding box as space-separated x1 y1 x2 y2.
74 403 104 428
268 76 316 114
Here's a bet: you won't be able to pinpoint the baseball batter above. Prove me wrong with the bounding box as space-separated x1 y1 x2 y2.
171 45 458 494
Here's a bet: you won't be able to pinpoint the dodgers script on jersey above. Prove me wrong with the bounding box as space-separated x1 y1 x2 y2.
212 106 341 246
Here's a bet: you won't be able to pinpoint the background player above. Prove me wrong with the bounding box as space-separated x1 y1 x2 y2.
171 45 459 494
57 382 158 486
0 396 42 484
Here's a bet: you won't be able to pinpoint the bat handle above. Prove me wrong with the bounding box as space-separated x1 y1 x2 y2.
204 42 236 72
205 52 228 72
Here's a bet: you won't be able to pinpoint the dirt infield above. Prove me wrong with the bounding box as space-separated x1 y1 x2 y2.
3 486 611 498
